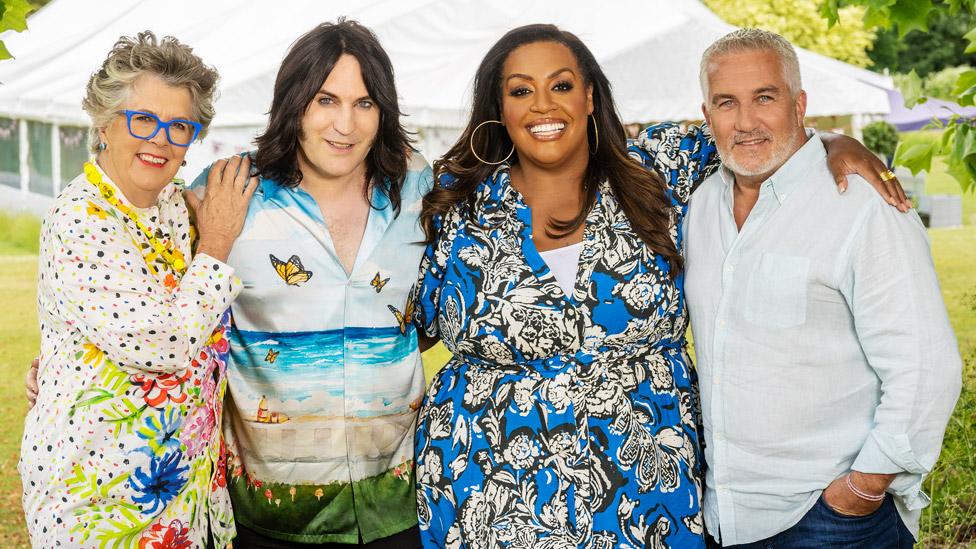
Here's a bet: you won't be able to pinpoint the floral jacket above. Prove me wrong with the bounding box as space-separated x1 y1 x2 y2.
21 164 241 548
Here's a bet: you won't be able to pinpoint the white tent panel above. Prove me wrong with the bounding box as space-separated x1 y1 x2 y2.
0 0 892 191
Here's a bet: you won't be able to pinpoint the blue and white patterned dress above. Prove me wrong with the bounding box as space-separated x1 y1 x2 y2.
413 125 718 549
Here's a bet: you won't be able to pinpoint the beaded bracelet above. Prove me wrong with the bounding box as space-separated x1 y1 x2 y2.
846 474 886 502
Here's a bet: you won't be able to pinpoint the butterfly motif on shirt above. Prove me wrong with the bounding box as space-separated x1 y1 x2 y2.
264 349 279 364
370 272 391 293
387 299 415 337
269 254 313 286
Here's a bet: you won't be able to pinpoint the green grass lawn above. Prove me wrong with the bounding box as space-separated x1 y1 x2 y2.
0 255 38 547
0 206 973 547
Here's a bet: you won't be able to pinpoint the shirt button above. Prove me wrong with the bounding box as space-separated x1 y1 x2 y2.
726 264 735 272
714 375 721 385
719 320 726 327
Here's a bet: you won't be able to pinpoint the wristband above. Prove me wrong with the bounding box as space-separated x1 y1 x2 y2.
846 474 886 502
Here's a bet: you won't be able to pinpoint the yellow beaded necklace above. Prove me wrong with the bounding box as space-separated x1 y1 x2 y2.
83 161 188 275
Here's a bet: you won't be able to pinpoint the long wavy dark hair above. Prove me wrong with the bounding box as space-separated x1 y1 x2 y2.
254 19 414 214
421 24 682 275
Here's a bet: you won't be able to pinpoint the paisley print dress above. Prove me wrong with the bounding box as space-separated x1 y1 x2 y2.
413 124 718 548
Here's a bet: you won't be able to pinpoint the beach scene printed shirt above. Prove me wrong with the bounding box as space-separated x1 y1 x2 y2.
22 164 240 548
192 154 432 543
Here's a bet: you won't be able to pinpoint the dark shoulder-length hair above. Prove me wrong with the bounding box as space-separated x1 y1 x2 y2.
254 18 414 214
421 24 682 275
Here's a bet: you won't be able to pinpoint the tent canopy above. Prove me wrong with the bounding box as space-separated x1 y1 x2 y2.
884 88 976 131
0 0 892 173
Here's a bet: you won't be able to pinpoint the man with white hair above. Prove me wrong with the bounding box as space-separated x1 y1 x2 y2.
683 28 962 548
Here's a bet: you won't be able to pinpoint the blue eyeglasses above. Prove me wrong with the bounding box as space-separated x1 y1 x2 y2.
117 110 202 147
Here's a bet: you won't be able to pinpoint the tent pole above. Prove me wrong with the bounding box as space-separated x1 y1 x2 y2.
18 119 28 194
851 113 864 142
52 123 61 197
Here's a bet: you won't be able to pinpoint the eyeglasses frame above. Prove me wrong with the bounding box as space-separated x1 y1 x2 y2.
116 109 202 147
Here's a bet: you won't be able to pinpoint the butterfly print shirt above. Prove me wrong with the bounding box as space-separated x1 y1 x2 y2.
190 154 432 543
412 124 718 549
23 163 241 548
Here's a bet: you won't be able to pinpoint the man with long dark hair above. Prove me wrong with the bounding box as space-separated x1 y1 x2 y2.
192 19 428 548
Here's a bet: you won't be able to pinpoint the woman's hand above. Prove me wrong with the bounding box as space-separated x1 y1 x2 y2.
823 133 911 212
26 357 38 409
185 154 259 262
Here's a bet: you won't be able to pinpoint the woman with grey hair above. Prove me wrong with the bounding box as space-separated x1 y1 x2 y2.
20 31 255 547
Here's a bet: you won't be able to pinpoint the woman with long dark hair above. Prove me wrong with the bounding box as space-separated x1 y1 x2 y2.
411 24 897 548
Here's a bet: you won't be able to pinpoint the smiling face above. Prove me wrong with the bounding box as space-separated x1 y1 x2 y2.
296 54 380 184
97 73 194 207
500 41 593 171
702 49 807 184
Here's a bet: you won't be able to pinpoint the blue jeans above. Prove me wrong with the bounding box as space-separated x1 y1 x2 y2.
718 495 915 549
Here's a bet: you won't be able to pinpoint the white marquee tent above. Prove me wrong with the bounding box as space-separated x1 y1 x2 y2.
0 0 892 212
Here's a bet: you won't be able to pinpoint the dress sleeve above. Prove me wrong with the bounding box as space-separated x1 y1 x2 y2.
48 198 242 374
411 174 456 339
627 122 720 206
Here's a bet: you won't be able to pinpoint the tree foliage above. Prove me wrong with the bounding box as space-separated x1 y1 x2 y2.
863 121 900 159
0 0 32 60
822 0 976 193
704 0 876 67
869 7 976 76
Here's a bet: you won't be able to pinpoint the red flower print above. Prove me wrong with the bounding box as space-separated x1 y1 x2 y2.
130 370 192 408
212 439 228 490
139 519 192 549
206 325 229 354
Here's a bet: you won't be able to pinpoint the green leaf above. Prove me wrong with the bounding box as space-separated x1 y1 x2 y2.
894 141 936 175
863 6 893 28
900 70 928 107
69 388 115 417
941 123 959 155
946 157 975 192
965 26 976 54
889 0 936 36
819 0 841 26
946 123 976 192
0 0 30 33
952 69 976 106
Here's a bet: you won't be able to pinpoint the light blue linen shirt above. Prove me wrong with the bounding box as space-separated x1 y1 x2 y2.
682 134 962 545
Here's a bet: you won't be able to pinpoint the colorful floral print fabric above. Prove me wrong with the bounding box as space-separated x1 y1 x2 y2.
413 124 718 549
21 163 241 548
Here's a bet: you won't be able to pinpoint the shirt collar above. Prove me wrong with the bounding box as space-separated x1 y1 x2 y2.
717 129 822 205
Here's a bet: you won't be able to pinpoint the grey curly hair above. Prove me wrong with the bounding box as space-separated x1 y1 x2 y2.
82 31 219 153
699 28 802 101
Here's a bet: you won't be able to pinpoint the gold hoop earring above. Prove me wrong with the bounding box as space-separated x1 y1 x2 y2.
589 114 599 155
469 120 515 165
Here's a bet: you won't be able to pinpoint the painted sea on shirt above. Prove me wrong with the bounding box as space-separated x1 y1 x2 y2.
225 326 423 483
228 326 420 419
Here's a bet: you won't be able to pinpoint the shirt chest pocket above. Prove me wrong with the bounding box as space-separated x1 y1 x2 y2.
743 252 809 329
